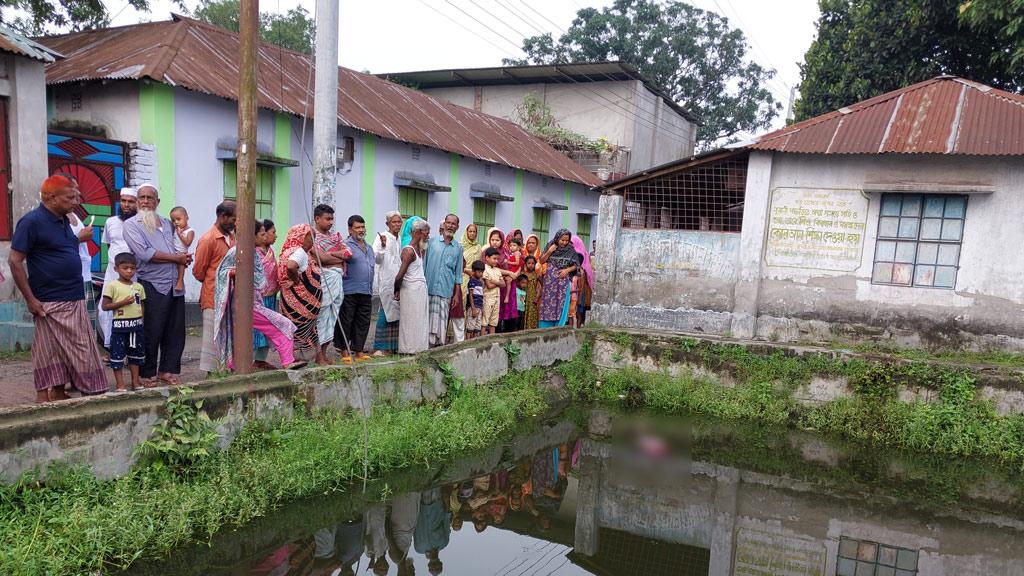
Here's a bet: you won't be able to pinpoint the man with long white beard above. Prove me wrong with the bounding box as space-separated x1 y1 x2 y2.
122 184 192 386
424 214 462 347
335 214 375 362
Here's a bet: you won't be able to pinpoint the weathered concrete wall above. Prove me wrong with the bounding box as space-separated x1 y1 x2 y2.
421 80 696 173
0 328 582 483
594 152 1024 351
0 52 53 348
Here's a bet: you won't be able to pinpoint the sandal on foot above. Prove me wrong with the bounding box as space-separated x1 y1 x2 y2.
285 360 308 370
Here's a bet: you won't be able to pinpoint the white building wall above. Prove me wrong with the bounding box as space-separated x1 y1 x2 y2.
49 81 140 143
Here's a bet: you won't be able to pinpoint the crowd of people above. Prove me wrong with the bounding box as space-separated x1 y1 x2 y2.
7 175 596 402
246 441 578 575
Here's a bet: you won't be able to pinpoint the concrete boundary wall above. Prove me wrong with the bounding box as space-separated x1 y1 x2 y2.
0 329 583 484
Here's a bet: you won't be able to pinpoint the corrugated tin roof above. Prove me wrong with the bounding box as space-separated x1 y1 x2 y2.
37 15 602 187
0 25 61 62
378 61 700 123
750 76 1024 155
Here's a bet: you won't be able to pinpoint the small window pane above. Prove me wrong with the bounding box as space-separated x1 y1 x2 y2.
916 242 938 264
920 218 942 239
881 195 902 216
914 265 935 286
934 266 957 288
897 218 919 238
892 264 914 285
900 195 921 216
872 262 893 283
923 197 945 217
937 244 960 266
941 219 963 241
944 196 966 218
875 240 896 261
879 217 899 237
895 242 916 263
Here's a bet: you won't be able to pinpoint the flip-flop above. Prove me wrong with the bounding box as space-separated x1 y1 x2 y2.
285 360 308 370
157 375 180 387
338 356 353 365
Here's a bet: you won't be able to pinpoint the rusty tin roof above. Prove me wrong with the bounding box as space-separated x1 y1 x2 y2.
38 15 602 187
750 76 1024 155
0 25 60 62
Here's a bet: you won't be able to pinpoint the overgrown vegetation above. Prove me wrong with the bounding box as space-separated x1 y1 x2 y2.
572 332 1024 468
0 375 547 575
514 93 618 153
135 388 219 475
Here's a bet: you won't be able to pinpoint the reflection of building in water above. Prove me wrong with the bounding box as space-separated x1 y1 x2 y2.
570 438 1024 576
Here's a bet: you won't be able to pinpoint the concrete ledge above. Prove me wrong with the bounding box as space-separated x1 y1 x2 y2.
0 328 582 484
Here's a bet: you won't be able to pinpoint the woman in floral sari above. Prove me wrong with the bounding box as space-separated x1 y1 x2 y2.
538 229 579 328
277 223 327 365
213 220 305 371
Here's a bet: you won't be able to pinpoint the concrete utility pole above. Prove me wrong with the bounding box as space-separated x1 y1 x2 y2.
312 0 339 208
233 0 258 374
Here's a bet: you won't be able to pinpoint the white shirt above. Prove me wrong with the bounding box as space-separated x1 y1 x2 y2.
288 248 309 273
69 215 91 283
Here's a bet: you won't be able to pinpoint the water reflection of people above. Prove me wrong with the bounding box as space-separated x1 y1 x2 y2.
312 515 364 576
414 488 451 575
388 492 420 576
364 504 389 575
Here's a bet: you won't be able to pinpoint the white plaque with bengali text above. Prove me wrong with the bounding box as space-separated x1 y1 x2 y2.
732 527 826 576
764 188 869 272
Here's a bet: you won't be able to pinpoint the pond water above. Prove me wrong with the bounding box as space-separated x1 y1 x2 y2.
125 411 1024 576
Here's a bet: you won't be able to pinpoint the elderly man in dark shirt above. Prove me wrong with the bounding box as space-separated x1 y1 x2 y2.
8 175 107 402
123 183 192 386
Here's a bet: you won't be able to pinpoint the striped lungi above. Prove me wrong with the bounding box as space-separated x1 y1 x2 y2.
33 300 108 394
427 295 450 347
84 280 98 334
373 309 399 352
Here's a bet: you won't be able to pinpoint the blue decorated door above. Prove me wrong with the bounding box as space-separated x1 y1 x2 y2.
47 132 128 277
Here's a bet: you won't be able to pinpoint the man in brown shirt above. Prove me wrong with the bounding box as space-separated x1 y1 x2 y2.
193 200 236 373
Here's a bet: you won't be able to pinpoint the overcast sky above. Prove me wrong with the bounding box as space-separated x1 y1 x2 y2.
108 0 819 131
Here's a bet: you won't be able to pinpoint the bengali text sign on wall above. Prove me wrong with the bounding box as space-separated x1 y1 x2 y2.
765 188 868 272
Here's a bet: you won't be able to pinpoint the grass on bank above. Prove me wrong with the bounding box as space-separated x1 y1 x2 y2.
560 338 1024 468
0 370 548 576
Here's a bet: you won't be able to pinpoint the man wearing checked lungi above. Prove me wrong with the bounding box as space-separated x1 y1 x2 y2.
8 175 108 403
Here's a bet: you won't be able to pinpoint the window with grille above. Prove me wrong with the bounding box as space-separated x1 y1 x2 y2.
577 213 593 248
837 536 918 576
398 187 429 220
472 198 495 244
871 194 965 289
621 154 747 232
223 161 274 221
532 208 551 245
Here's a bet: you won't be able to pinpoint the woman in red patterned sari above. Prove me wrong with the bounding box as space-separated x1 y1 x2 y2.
277 224 327 364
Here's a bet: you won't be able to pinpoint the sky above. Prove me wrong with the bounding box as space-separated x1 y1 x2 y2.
107 0 820 131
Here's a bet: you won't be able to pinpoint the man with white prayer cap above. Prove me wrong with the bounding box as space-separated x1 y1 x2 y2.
98 187 139 349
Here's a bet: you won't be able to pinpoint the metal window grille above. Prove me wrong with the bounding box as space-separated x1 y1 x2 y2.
837 536 918 576
871 194 965 289
410 145 421 161
621 155 746 232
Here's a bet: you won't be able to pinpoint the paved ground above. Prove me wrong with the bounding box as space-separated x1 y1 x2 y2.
0 327 322 409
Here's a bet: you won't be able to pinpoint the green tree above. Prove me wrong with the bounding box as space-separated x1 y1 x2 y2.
505 0 781 149
959 0 1024 74
795 0 1024 121
192 0 315 54
0 0 182 34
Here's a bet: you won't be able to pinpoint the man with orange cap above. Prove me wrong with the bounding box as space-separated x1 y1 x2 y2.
8 175 107 402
